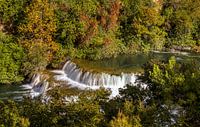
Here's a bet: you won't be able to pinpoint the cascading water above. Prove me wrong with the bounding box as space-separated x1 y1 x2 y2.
22 74 49 98
2 51 199 100
0 74 49 100
52 60 140 97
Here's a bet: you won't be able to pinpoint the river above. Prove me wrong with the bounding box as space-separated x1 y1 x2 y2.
0 51 200 100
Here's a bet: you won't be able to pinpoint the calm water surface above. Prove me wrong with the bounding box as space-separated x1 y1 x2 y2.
74 51 200 74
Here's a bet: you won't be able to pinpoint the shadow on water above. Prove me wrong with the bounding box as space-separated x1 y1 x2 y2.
73 51 200 74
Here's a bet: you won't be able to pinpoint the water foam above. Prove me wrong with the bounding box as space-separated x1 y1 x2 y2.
25 60 141 97
52 60 139 97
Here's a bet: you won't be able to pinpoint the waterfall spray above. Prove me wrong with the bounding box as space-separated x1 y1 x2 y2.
52 60 139 96
26 60 141 97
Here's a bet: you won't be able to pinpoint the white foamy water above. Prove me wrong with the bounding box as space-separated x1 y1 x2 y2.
22 74 49 98
51 60 139 97
22 60 144 98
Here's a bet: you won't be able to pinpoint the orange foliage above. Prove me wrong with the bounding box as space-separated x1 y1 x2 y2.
104 37 112 46
19 0 58 61
80 14 98 44
98 6 107 29
78 0 122 46
107 0 122 30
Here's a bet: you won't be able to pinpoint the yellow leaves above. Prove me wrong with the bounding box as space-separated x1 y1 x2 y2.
109 109 142 127
167 56 176 70
141 5 164 26
19 0 56 38
109 111 132 127
108 0 121 30
18 0 59 71
150 64 166 85
22 40 58 63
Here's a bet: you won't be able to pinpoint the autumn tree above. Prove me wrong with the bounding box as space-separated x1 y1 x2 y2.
18 0 59 75
55 0 124 60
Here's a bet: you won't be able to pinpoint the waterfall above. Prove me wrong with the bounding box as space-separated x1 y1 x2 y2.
52 60 139 96
22 74 49 98
25 60 141 97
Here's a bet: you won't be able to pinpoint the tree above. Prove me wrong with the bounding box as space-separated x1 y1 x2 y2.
0 0 27 32
18 0 59 74
162 0 200 46
20 87 110 127
120 0 166 51
55 0 124 60
109 111 133 127
143 57 200 126
0 32 24 85
0 100 29 127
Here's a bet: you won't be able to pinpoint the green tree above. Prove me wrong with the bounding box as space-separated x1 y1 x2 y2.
0 32 24 85
0 0 26 23
162 0 200 46
109 111 133 127
0 100 29 127
0 0 27 33
143 57 200 126
120 0 166 51
21 87 110 127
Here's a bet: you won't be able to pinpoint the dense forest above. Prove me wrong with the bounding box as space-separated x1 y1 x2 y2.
0 0 200 126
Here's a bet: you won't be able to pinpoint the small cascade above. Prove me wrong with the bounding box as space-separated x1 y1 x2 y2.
62 61 137 86
22 74 49 98
53 60 140 96
4 51 198 100
24 60 141 98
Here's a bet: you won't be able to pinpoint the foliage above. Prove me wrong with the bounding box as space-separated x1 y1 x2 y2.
0 32 24 85
109 111 132 127
162 0 200 46
0 100 29 127
120 0 166 51
18 0 60 75
55 0 123 59
143 57 200 126
0 0 27 33
0 0 200 125
19 88 110 127
0 0 26 23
